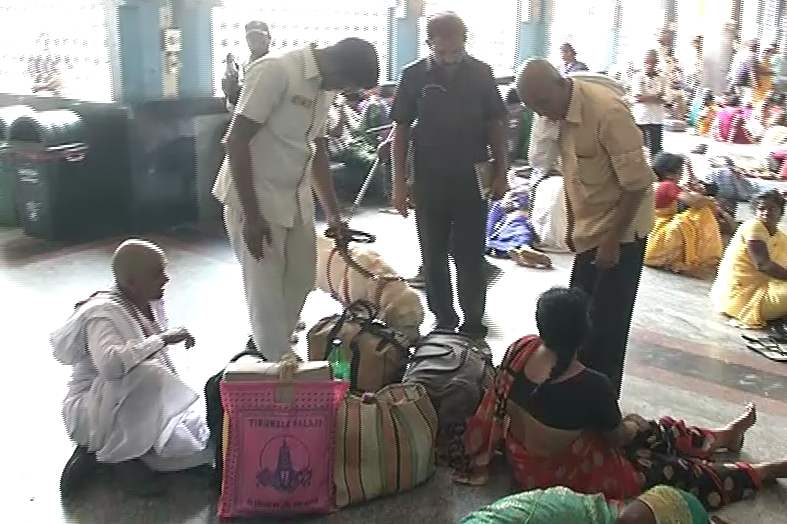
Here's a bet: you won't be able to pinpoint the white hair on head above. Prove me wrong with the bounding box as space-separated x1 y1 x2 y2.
111 239 165 285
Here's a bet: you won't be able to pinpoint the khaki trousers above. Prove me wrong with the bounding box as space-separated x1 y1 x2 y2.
225 205 316 361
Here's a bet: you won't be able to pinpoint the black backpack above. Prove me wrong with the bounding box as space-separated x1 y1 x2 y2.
204 342 260 487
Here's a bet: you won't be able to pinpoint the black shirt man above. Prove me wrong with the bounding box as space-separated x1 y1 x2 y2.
389 11 509 341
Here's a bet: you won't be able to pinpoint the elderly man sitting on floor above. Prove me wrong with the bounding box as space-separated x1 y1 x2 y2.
52 239 212 497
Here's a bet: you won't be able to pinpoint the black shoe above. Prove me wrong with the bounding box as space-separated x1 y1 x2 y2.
245 336 270 361
432 322 458 333
245 336 257 352
60 445 97 496
113 459 166 497
406 271 426 290
484 262 504 287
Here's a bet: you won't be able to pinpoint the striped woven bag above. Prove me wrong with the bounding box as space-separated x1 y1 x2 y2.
333 383 437 508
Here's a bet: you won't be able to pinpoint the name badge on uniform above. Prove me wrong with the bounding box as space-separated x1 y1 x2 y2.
292 95 314 108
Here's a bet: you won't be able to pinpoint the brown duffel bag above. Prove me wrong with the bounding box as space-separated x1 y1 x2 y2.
307 300 410 393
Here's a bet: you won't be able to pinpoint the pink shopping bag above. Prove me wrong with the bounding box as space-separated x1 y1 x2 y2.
218 380 348 518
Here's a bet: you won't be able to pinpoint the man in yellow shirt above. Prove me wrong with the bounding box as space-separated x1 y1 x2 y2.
516 60 655 395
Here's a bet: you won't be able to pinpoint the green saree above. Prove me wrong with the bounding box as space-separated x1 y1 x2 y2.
459 487 620 524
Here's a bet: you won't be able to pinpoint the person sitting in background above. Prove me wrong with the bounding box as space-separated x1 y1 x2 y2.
459 484 725 524
52 240 211 497
485 181 552 268
747 91 784 141
695 91 720 138
712 94 754 144
711 189 787 328
701 155 774 218
326 94 377 197
644 153 722 275
456 286 787 512
560 43 589 75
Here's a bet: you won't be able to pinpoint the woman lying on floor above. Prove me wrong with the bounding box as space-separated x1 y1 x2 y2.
454 286 787 512
644 152 723 275
460 484 723 523
485 182 552 269
711 189 787 328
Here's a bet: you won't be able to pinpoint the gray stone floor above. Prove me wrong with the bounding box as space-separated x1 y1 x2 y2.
3 131 787 523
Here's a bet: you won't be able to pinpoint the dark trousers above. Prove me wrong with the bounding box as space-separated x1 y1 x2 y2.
413 168 487 337
637 123 663 159
570 238 646 396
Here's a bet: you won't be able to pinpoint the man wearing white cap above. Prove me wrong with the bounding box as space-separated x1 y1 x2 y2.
222 21 272 112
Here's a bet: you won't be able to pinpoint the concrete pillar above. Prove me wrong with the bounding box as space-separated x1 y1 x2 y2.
172 0 220 98
607 1 622 71
663 0 678 27
702 0 739 93
515 0 552 69
388 0 420 82
108 0 168 102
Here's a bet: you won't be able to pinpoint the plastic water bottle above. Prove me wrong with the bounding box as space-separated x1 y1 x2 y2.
328 338 350 382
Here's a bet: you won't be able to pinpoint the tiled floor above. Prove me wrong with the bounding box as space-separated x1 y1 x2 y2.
3 131 787 523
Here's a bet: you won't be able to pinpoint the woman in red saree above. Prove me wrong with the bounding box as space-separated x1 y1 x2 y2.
454 287 787 511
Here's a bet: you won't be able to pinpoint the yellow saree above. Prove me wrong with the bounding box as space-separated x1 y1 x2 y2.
711 219 787 327
645 202 723 274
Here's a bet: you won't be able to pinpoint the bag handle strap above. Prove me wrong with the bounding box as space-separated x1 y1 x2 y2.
323 306 353 360
322 300 379 360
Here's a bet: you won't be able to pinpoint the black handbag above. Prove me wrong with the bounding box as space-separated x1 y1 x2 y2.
204 346 261 486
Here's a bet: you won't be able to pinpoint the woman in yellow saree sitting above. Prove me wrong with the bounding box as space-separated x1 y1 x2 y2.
645 153 723 275
711 189 787 328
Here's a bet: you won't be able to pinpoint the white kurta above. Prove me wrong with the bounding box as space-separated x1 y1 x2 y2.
531 176 570 253
51 295 211 471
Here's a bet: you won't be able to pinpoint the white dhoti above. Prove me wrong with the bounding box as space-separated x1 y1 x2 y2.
224 204 316 361
51 296 212 471
531 176 570 253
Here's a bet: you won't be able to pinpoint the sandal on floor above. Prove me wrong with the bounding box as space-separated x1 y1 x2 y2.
508 248 553 269
743 335 787 362
746 344 787 362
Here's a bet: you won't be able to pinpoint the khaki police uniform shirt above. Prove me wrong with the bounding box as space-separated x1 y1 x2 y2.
213 44 333 228
559 80 655 254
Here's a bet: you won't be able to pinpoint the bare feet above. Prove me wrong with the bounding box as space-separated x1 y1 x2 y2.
719 402 757 452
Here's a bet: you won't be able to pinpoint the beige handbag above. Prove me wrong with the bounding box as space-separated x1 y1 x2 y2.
333 383 437 508
307 300 410 393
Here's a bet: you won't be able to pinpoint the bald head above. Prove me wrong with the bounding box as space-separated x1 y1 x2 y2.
112 239 169 300
516 59 571 121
